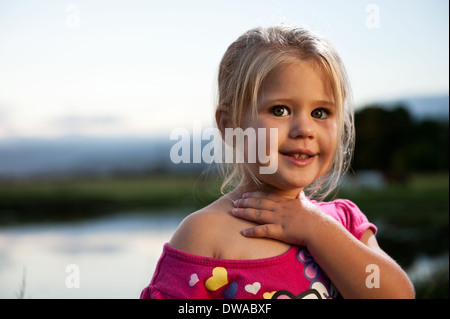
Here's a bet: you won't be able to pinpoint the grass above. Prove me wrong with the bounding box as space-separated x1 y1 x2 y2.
15 267 27 299
0 172 447 225
0 173 222 225
336 173 449 225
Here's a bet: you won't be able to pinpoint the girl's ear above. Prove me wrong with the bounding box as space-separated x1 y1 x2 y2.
215 109 231 140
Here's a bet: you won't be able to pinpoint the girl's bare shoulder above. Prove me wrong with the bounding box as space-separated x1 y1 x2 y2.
168 198 232 258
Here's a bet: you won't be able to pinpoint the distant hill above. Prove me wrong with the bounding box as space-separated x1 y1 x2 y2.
370 94 449 122
0 136 170 179
0 135 213 179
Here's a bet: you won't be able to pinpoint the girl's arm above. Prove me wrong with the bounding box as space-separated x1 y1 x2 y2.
232 192 415 299
306 221 414 298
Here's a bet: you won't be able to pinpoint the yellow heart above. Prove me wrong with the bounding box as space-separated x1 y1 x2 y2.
263 291 277 299
205 267 228 291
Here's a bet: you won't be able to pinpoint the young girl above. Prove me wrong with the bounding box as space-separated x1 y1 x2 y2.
140 25 414 299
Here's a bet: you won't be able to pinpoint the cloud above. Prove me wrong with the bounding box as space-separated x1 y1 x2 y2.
52 114 127 135
57 114 121 127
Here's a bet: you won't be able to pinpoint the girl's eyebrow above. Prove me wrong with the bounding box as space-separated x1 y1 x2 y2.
260 96 335 108
313 100 335 108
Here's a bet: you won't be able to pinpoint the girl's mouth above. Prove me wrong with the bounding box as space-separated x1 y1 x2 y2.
280 150 316 166
281 153 312 160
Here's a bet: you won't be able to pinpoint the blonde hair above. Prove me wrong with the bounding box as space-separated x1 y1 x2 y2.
216 25 354 200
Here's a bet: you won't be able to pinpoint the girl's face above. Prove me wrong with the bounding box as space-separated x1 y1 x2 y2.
242 60 338 198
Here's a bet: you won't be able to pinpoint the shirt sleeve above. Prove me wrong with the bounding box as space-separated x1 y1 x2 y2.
313 199 377 240
332 199 377 240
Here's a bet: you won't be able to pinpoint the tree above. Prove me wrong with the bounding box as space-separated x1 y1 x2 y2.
352 104 448 176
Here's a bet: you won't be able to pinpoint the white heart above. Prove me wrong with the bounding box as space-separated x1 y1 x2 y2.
245 282 261 295
189 273 199 287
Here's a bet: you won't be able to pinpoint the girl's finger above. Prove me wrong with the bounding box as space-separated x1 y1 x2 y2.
232 207 273 224
240 224 283 240
234 197 276 211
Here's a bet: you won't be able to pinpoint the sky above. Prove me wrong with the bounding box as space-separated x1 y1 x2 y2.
0 0 448 138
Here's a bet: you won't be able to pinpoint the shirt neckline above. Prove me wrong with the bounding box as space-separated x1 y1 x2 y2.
163 243 299 268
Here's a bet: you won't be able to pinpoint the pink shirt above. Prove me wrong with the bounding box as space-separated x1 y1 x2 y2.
140 198 377 299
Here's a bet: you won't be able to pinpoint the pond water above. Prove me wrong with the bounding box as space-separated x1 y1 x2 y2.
0 212 448 298
0 212 183 299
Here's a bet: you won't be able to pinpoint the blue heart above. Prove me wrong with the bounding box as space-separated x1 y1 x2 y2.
223 282 238 299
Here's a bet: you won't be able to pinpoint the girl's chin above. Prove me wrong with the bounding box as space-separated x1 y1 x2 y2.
250 174 313 194
244 165 320 190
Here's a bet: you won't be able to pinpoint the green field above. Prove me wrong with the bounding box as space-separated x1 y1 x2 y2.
0 173 223 224
1 172 447 224
337 173 449 225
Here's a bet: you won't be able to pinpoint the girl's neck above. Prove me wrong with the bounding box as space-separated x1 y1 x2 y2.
226 177 303 201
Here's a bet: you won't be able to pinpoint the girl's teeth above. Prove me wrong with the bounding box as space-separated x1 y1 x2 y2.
290 154 309 159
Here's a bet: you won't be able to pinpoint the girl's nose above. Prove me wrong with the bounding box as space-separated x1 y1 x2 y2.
288 116 314 139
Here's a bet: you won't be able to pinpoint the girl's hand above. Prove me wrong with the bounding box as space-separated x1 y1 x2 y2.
231 191 323 247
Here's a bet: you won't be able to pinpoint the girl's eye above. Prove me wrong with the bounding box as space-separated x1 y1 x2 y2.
311 108 328 119
271 105 290 117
